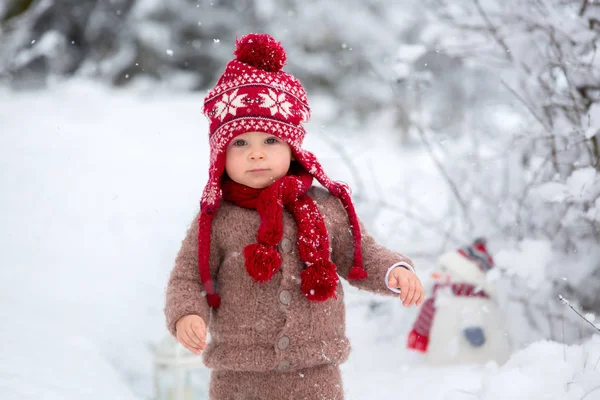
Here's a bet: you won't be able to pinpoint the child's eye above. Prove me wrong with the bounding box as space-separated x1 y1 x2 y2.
265 138 278 144
232 139 246 147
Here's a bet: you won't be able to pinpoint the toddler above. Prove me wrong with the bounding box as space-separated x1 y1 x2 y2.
164 33 424 400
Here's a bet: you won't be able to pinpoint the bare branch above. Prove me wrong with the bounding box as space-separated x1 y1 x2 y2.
558 295 600 333
500 79 553 134
319 127 460 245
579 0 589 16
364 58 475 231
582 386 600 400
472 0 514 62
354 189 461 245
413 124 475 231
317 131 366 198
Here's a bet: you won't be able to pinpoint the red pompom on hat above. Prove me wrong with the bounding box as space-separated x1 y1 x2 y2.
234 33 287 72
197 34 367 308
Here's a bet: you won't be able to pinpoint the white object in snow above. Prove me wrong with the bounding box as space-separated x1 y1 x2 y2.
0 307 137 400
426 294 511 365
425 240 512 365
154 334 210 400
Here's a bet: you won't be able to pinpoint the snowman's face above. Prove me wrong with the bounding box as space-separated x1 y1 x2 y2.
431 264 466 284
431 268 452 283
435 253 490 288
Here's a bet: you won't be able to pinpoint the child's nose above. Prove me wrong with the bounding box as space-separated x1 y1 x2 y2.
249 150 266 160
250 147 265 160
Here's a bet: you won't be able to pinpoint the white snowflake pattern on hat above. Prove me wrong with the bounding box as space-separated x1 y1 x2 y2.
213 89 248 121
259 89 293 117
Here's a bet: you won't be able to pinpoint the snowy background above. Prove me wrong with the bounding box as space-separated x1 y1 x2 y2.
1 1 600 399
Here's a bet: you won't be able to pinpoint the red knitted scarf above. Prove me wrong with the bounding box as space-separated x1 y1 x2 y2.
222 168 340 302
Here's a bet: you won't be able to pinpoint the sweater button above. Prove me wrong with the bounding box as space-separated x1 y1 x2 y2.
279 238 292 253
277 336 290 350
277 360 290 371
279 290 292 305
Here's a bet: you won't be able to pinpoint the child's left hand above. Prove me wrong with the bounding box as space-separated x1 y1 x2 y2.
387 267 425 307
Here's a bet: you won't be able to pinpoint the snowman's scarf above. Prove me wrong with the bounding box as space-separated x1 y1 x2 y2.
409 282 489 351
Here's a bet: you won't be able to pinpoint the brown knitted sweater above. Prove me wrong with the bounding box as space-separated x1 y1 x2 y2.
164 187 412 372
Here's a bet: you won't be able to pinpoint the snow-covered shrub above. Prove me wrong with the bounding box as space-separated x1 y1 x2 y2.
407 0 600 343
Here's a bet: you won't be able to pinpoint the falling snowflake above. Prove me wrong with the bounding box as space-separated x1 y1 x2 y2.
259 89 293 117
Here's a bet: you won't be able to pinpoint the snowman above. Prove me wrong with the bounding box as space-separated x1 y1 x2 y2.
407 238 512 365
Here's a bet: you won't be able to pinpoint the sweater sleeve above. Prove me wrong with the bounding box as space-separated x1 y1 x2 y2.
324 193 414 296
164 211 222 336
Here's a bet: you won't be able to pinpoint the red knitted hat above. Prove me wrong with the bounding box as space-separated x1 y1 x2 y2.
198 33 367 308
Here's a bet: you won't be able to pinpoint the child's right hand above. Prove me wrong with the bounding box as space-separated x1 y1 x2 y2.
175 314 207 355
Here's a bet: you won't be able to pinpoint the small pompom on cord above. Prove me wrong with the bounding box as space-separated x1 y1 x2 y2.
198 208 221 309
300 260 338 301
244 243 282 282
206 293 221 308
234 33 286 72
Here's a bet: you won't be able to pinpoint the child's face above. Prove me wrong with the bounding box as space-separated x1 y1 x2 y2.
225 131 293 189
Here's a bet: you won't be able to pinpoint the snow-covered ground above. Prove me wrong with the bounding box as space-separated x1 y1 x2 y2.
1 80 599 399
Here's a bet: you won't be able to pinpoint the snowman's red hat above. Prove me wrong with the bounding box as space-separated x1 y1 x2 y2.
437 238 495 286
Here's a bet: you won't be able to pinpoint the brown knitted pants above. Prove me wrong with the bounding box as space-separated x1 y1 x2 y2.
209 364 344 400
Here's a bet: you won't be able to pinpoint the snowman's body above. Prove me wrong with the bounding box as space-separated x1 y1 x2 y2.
408 240 512 365
426 293 511 365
